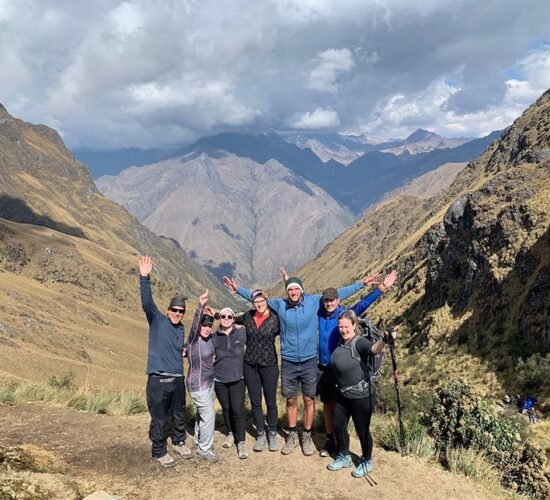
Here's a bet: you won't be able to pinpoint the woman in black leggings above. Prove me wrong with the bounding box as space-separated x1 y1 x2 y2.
236 289 280 452
327 310 395 478
212 307 248 459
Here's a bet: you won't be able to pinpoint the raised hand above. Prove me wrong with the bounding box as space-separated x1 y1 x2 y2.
363 271 382 287
223 276 237 292
203 305 215 317
139 255 153 277
382 270 398 290
199 289 209 306
279 266 289 282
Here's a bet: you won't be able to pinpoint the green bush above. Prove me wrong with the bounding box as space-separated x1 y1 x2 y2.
48 372 75 390
516 354 550 393
429 378 550 499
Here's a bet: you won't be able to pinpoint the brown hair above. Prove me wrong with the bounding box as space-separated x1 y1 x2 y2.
338 310 360 335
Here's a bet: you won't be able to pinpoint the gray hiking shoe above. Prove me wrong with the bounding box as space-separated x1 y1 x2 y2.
281 430 299 455
173 442 192 459
253 431 267 452
155 453 176 468
197 449 219 463
301 431 315 456
222 432 234 449
268 430 279 452
237 441 249 459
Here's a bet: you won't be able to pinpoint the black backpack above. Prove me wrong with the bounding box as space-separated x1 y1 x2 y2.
338 317 384 397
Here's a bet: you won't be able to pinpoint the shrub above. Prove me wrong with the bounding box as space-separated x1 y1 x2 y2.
429 378 550 498
48 372 75 390
516 354 550 393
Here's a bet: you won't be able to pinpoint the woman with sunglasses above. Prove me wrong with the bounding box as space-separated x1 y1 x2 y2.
212 307 248 459
235 290 280 452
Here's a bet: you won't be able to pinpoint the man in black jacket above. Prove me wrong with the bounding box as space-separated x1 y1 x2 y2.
139 255 192 468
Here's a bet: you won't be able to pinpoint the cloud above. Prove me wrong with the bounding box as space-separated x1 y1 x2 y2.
0 1 549 148
306 48 355 93
358 45 550 138
293 107 340 129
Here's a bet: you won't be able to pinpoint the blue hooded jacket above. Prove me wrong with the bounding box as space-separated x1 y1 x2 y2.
318 288 383 367
237 281 364 362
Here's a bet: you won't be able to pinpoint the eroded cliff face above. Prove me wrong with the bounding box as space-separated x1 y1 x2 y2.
423 90 550 354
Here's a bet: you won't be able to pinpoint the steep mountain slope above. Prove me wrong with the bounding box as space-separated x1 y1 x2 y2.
97 152 353 285
0 104 237 387
291 90 550 394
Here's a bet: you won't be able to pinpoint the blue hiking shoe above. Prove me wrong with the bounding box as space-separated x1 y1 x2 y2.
351 457 373 477
326 453 353 471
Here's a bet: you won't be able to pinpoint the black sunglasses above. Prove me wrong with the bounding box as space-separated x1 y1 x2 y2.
170 308 185 314
220 314 234 319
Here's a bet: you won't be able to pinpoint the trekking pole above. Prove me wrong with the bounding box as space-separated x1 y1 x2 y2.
386 326 405 454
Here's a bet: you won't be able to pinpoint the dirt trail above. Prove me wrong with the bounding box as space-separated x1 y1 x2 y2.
0 402 496 500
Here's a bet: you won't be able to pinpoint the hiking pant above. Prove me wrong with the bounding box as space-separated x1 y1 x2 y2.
215 379 246 443
189 384 216 453
243 362 279 432
146 374 187 458
334 393 375 460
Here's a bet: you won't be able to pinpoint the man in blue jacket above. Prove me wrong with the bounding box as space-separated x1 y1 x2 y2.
317 270 398 458
140 255 192 468
223 273 371 456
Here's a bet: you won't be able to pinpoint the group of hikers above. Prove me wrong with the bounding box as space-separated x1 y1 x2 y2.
139 255 398 478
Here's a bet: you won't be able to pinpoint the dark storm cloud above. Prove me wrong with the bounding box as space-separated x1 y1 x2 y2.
0 0 549 148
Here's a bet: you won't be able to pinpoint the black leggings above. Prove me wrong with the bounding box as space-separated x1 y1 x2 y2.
333 393 375 460
243 362 279 432
215 379 246 443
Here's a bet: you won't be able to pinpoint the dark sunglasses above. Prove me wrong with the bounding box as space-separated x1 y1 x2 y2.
220 314 234 320
170 308 185 314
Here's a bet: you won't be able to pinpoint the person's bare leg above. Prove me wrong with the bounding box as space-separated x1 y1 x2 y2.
303 395 315 430
286 396 298 427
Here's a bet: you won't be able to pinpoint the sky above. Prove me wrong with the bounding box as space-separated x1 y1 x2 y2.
1 0 549 150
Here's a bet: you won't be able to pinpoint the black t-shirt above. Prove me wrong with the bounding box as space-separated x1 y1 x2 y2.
330 336 374 392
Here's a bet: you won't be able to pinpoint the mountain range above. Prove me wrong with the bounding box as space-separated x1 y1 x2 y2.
95 128 502 284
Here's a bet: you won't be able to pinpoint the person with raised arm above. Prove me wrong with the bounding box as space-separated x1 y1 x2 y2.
327 310 398 477
223 271 371 457
139 255 191 468
315 270 398 458
186 289 218 463
235 289 280 452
